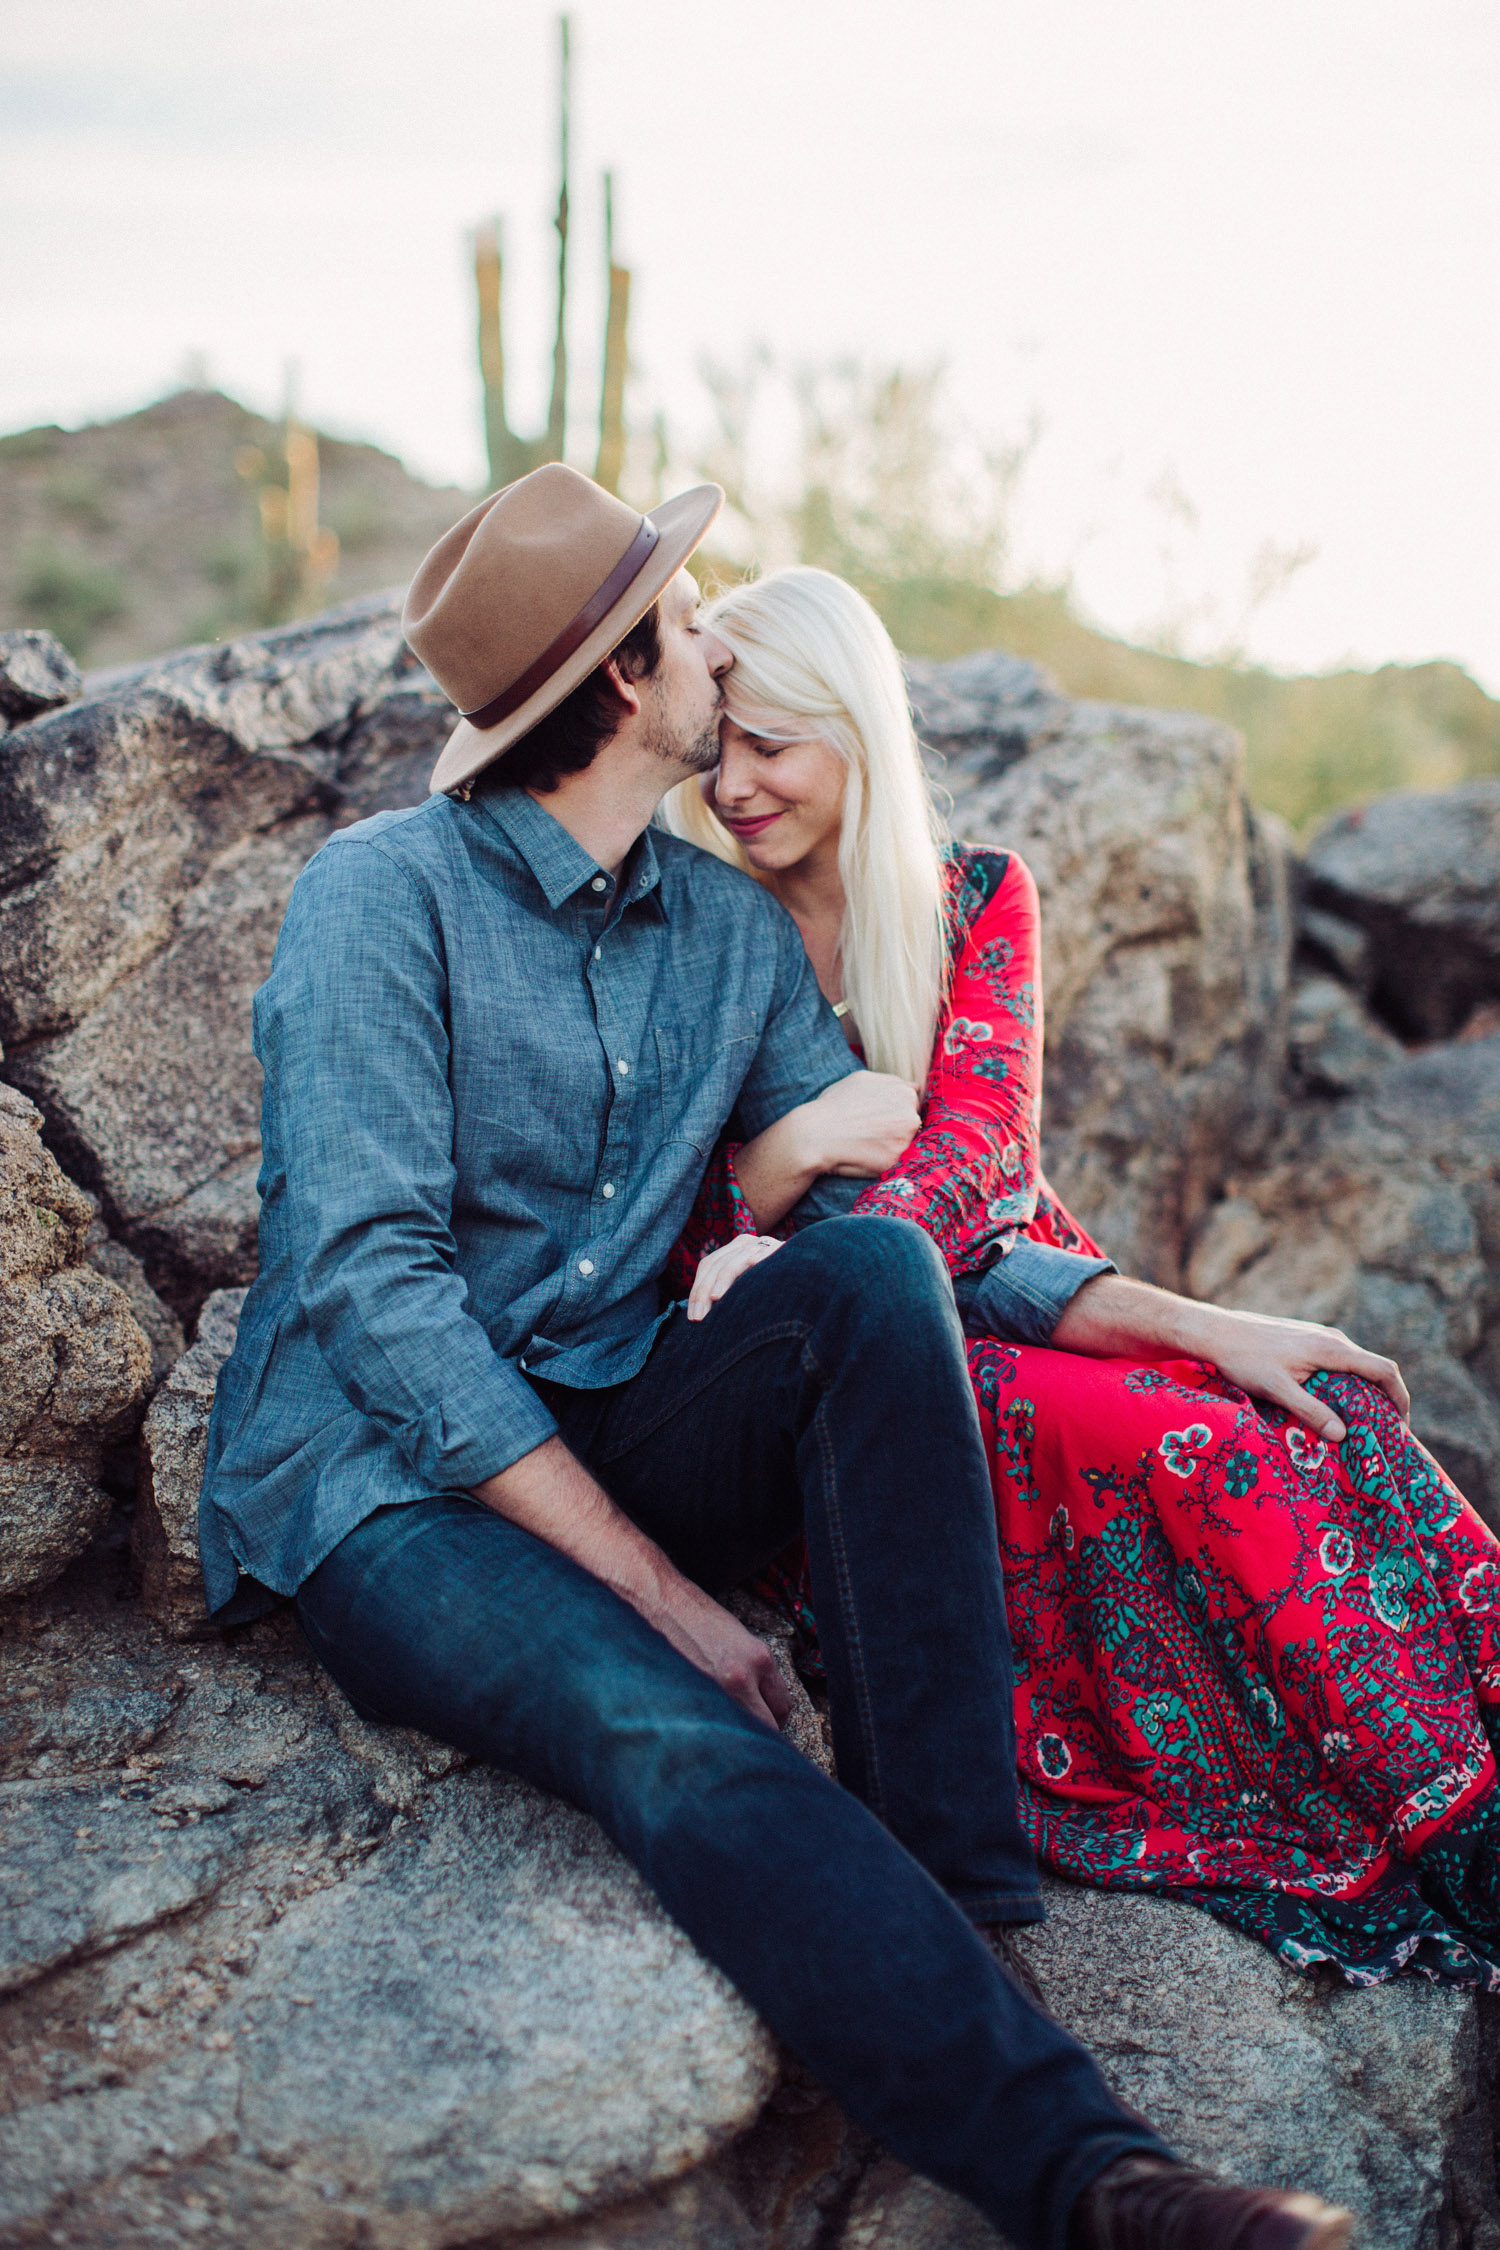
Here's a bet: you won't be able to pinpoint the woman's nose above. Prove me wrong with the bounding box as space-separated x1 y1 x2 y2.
714 745 757 806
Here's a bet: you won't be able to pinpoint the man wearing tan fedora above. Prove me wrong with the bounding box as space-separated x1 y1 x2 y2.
201 465 1345 2250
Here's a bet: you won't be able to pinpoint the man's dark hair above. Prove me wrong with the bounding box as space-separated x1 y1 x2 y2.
483 602 663 797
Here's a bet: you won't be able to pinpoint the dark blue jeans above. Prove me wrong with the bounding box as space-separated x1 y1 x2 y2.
296 1217 1166 2247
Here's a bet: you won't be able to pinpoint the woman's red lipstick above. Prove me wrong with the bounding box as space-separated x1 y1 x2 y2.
721 810 784 837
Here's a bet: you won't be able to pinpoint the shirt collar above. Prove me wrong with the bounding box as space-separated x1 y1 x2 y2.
477 785 668 919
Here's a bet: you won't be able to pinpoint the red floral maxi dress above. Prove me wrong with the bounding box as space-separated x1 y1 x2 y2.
667 842 1500 1990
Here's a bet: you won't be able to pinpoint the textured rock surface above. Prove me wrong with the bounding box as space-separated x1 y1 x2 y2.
0 1556 778 2250
0 628 82 727
83 1216 186 1388
136 1289 246 1635
942 698 1292 1284
906 649 1068 772
0 1083 152 1596
0 595 448 1308
4 607 1500 2249
1190 1021 1500 1526
1305 779 1500 1041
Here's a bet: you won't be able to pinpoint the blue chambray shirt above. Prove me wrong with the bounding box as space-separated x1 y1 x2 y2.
199 784 863 1615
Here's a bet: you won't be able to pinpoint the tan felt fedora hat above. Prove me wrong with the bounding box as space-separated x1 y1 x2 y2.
406 462 724 798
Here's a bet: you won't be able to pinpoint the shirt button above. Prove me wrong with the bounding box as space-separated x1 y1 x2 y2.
594 946 602 960
590 876 607 892
601 1182 616 1199
577 1257 595 1276
617 1058 630 1075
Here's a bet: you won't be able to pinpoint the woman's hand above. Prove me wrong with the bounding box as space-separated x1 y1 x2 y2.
687 1234 785 1321
797 1071 922 1177
1186 1303 1409 1443
1053 1274 1409 1443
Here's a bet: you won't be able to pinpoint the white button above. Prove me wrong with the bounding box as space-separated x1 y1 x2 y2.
577 1257 595 1276
616 1058 630 1075
601 1182 616 1199
590 876 607 892
594 946 602 960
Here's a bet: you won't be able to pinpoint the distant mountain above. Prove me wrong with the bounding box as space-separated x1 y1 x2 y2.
0 388 472 671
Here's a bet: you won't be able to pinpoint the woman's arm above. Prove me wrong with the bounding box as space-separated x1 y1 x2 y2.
848 850 1045 1274
661 1076 922 1302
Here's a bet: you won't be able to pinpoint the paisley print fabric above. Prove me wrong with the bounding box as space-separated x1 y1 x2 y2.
671 842 1500 1988
972 1346 1500 1988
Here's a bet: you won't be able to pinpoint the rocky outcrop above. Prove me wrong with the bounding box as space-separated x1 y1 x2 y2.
939 697 1292 1285
0 596 447 1310
2 1539 1491 2250
3 604 1499 2249
1304 780 1500 1042
135 1288 245 1635
0 628 82 728
0 1568 778 2250
1189 1009 1500 1528
0 1084 153 1596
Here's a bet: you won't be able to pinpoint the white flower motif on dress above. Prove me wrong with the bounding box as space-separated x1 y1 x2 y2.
1159 1423 1213 1478
1284 1426 1327 1473
1319 1527 1355 1576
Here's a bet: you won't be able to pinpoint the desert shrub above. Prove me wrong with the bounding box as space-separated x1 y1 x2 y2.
16 547 128 661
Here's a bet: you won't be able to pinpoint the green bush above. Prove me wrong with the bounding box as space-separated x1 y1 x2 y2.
16 547 128 662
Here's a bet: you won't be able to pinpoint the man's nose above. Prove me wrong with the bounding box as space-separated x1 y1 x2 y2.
702 629 734 679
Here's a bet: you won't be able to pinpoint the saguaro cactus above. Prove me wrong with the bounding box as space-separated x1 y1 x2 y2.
594 171 631 495
234 388 340 626
475 15 572 490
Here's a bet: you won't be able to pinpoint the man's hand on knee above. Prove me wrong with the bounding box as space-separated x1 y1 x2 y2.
473 1438 792 1732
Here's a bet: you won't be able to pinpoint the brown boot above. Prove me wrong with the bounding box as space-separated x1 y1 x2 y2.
1069 2154 1356 2250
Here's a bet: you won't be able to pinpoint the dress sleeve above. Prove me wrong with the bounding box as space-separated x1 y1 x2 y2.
850 849 1044 1277
659 1141 761 1303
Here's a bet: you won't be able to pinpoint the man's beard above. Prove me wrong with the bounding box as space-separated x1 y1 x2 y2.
644 690 722 777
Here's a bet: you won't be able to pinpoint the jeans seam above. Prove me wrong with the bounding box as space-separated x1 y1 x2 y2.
802 1336 889 1825
593 1318 813 1462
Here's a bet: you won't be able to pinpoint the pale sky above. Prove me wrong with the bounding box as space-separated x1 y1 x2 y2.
4 0 1498 687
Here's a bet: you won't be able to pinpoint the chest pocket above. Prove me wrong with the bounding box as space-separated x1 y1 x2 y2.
655 1010 759 1153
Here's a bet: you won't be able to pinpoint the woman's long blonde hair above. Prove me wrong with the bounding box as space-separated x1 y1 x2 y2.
660 566 947 1087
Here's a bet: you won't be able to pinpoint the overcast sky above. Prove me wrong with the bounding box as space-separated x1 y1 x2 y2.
4 0 1498 686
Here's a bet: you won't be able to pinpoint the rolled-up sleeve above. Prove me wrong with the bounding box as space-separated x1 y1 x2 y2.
952 1239 1116 1347
256 838 558 1489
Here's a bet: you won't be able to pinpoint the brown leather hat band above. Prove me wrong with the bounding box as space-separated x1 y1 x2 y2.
461 515 661 731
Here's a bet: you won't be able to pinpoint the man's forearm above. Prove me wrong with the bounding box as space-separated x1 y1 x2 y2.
1049 1272 1208 1358
471 1438 793 1729
472 1436 690 1630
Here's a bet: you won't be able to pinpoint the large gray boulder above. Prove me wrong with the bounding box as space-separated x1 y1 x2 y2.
0 1082 153 1596
1305 779 1500 1042
0 1579 779 2250
4 1531 1493 2250
1190 1017 1500 1526
938 690 1292 1285
0 595 449 1310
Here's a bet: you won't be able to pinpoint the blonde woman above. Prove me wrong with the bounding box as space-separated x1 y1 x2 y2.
663 565 1500 1993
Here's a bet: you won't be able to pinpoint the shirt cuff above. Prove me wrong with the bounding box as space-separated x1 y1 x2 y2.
953 1239 1117 1347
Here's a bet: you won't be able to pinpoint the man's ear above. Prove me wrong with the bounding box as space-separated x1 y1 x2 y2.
599 656 644 720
